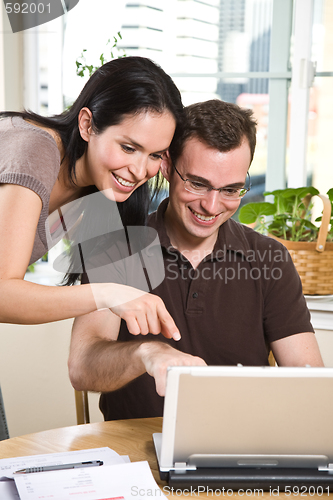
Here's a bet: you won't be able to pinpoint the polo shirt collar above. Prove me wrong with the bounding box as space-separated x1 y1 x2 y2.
215 217 252 260
150 197 172 250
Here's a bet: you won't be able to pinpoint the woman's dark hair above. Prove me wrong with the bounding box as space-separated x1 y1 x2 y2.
0 56 184 284
0 56 184 183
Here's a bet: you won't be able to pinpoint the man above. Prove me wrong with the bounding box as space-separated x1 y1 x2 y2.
68 99 323 421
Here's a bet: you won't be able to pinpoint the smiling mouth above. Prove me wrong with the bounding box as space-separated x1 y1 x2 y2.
113 173 136 188
189 207 219 222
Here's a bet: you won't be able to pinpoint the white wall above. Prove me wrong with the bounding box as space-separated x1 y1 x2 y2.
307 299 333 368
0 319 103 439
315 330 333 367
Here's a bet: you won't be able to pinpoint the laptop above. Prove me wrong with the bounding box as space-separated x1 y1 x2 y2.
153 365 333 490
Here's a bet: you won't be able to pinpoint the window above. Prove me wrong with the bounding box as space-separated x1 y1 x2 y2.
2 0 332 282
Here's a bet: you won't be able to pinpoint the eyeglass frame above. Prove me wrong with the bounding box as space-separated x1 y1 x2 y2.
172 161 251 199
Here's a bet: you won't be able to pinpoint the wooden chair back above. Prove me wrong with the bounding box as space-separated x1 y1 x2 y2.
74 390 90 425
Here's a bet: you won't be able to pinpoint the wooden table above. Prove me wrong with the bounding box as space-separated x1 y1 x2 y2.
0 417 331 499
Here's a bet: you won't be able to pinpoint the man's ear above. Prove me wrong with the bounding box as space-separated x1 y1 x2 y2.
78 107 94 142
160 151 173 182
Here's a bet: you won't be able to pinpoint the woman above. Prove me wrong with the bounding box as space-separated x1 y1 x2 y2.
0 56 183 340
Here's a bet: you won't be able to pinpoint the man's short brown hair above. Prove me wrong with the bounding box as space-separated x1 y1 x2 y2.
169 99 257 165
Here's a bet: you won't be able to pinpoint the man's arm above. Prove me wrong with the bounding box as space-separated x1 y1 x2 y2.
68 309 145 392
68 309 206 397
270 332 324 367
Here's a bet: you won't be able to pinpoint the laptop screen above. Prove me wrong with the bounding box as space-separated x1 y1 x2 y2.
158 366 333 471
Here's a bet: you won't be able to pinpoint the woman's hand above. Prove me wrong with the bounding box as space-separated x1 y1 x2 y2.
91 283 181 341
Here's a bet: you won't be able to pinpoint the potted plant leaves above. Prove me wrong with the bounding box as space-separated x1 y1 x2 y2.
238 187 333 295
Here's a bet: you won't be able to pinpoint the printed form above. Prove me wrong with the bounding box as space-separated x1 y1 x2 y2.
14 460 165 500
0 447 130 500
0 447 126 480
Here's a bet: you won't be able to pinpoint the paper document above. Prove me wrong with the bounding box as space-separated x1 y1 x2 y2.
0 447 124 480
0 481 20 500
14 460 165 500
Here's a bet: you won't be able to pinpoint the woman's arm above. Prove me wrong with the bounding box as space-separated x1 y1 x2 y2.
0 184 180 339
0 184 96 323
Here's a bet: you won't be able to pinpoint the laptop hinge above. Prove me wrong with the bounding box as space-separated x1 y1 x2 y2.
318 464 333 473
173 462 196 473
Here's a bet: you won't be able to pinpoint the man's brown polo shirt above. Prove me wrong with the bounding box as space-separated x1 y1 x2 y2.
99 198 314 421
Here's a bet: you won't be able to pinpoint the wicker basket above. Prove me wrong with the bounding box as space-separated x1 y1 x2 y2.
270 194 333 296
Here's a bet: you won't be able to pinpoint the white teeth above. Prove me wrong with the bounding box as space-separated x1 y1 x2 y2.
114 174 136 187
191 209 216 221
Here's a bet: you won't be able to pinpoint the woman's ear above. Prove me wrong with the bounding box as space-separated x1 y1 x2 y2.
78 107 94 142
160 151 172 182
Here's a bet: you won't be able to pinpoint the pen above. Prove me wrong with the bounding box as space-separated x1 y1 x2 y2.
14 460 103 474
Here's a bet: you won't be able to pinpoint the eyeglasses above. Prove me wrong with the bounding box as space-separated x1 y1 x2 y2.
172 162 251 200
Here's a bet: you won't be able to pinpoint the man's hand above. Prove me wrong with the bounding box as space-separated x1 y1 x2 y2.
69 309 203 395
138 342 207 396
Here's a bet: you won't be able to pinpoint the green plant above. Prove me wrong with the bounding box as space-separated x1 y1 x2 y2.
27 263 36 273
239 186 333 242
26 252 48 273
76 33 125 78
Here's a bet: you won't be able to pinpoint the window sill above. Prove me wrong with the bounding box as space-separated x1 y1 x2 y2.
305 296 333 331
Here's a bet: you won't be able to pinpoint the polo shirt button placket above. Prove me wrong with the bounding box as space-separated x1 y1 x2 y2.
180 263 189 279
